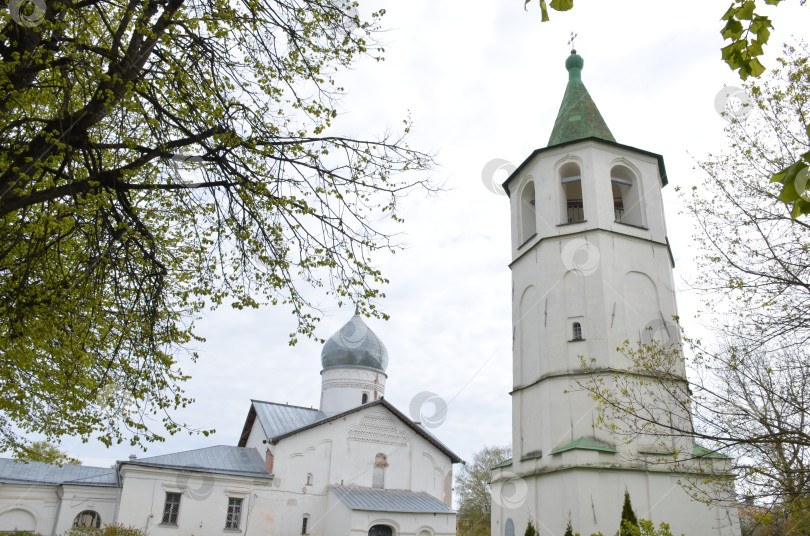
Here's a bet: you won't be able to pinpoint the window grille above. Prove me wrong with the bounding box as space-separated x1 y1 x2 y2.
573 322 583 340
73 511 101 528
225 497 243 530
614 199 625 222
161 492 181 525
567 201 584 223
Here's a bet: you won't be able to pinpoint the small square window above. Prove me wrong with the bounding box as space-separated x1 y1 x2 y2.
225 497 243 530
162 492 181 526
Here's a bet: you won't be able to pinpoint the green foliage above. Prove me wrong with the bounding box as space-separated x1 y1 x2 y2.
67 525 146 536
720 0 777 80
524 518 538 536
0 0 434 456
14 440 80 465
455 445 511 536
523 0 804 81
564 519 574 536
619 491 639 536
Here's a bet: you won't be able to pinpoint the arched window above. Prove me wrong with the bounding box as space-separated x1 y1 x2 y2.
301 514 310 534
369 526 393 536
572 322 583 341
560 162 584 223
505 518 516 536
611 165 643 227
361 392 369 404
520 181 536 242
306 472 313 486
73 511 101 529
372 453 388 489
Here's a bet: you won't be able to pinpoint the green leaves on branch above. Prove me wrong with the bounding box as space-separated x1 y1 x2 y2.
524 0 574 22
523 0 792 83
770 125 810 219
720 1 779 79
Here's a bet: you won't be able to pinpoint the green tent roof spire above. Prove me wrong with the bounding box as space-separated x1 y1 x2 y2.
547 51 616 146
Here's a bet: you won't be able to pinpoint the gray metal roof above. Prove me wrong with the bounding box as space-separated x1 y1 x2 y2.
321 315 389 372
124 446 271 479
251 400 327 439
331 486 455 514
0 458 117 487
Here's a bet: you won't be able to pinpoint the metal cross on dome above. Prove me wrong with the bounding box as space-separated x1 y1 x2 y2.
568 31 578 53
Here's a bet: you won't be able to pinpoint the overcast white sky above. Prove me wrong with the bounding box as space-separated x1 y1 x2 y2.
49 0 808 468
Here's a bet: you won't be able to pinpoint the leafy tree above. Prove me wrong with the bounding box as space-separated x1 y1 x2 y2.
15 440 81 465
524 517 538 536
455 444 511 536
576 43 810 531
688 44 810 343
619 490 640 536
0 0 434 456
67 525 146 536
564 520 574 536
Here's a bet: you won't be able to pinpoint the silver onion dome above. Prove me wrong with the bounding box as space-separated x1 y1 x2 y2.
320 315 389 372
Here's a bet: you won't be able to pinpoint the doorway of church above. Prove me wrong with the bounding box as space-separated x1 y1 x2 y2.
368 525 393 536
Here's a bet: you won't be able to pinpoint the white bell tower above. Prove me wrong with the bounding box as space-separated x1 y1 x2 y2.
490 51 740 536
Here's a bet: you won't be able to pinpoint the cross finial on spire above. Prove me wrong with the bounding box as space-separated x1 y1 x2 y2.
568 31 578 54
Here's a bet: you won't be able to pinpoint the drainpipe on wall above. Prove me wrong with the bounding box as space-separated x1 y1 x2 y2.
112 462 123 524
50 485 64 536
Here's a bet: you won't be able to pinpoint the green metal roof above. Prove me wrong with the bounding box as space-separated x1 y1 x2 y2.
491 458 513 470
550 437 617 455
693 443 729 459
548 52 616 146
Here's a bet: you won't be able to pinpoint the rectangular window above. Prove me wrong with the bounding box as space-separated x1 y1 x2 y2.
161 492 181 526
225 498 243 530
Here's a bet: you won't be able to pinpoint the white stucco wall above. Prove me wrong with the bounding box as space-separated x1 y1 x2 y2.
491 466 738 536
320 367 386 416
271 405 452 505
115 464 273 536
0 483 118 536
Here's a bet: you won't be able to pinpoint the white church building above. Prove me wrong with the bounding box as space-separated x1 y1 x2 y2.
0 316 462 536
489 51 741 536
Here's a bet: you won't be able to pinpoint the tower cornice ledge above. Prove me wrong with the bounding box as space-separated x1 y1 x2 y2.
510 227 675 269
490 463 736 484
510 366 687 396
